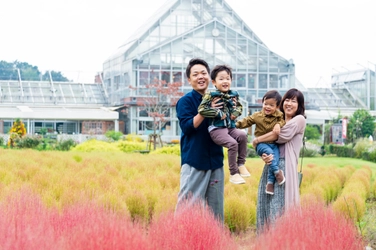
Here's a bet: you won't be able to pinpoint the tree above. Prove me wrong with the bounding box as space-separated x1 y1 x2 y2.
0 60 17 80
7 118 27 147
304 124 321 140
43 70 69 82
347 109 375 142
0 60 70 81
130 79 183 150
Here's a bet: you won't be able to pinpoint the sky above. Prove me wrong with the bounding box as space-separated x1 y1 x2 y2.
1 0 376 87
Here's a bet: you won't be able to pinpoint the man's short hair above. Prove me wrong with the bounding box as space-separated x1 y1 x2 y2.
185 58 210 78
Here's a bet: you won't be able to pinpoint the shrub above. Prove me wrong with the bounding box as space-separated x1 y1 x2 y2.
353 138 371 158
125 190 150 222
301 141 320 157
0 137 4 146
333 192 366 223
330 144 354 157
254 203 364 249
372 180 376 198
125 134 143 142
149 144 180 156
71 139 122 152
116 141 146 152
224 194 256 233
0 188 148 249
7 118 27 147
332 168 371 222
105 130 124 141
56 139 78 151
149 201 237 250
14 134 42 149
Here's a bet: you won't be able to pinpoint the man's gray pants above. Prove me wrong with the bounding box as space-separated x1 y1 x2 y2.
175 164 224 222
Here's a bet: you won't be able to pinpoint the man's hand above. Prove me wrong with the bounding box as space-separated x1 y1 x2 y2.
232 97 237 109
211 97 223 109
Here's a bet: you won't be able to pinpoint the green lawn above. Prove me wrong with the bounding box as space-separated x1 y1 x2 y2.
303 156 376 179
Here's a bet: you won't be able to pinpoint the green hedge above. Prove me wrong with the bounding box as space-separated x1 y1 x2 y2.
329 144 354 157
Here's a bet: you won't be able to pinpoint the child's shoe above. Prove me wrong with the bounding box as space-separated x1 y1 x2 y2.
266 183 274 195
275 170 285 185
238 165 251 177
230 173 246 184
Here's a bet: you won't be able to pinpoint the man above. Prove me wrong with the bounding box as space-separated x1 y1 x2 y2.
175 58 224 222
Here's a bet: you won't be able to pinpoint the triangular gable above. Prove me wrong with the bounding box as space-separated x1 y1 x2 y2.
108 0 267 62
136 19 287 72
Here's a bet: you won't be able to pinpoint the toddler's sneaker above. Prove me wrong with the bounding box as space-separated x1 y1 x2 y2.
238 165 251 177
275 170 286 185
266 183 274 195
230 173 246 184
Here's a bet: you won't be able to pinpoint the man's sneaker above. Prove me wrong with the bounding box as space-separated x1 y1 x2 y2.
275 170 286 185
266 183 274 195
230 173 246 184
238 165 251 177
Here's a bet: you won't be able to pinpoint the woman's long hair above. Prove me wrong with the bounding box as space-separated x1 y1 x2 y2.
280 88 306 118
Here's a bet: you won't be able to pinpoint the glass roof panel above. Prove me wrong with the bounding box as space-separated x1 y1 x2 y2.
108 0 267 62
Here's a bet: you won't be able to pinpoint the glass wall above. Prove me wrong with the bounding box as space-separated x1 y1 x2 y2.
103 0 294 136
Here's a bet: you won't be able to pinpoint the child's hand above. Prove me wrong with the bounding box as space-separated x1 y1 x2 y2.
230 114 236 120
221 113 227 120
273 124 281 135
252 138 259 148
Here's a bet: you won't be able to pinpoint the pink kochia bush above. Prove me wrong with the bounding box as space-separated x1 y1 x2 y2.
148 201 237 250
0 188 148 249
253 203 364 250
0 188 237 250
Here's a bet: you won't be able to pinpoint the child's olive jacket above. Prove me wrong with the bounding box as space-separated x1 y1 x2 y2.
198 89 243 128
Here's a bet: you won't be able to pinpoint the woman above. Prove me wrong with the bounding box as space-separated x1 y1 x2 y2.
252 88 306 233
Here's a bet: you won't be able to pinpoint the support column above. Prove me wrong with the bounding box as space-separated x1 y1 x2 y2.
27 119 30 134
114 119 119 132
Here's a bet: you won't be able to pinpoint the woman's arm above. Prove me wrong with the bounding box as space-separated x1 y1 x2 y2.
252 130 278 148
276 115 306 144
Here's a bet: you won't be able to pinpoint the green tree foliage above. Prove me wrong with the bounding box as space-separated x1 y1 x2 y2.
0 60 70 81
42 71 70 82
304 124 321 140
347 109 375 140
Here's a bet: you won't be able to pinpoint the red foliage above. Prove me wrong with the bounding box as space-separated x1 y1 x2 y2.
0 189 236 250
0 188 58 249
0 188 148 250
253 203 364 250
148 201 237 250
55 203 148 250
0 189 365 250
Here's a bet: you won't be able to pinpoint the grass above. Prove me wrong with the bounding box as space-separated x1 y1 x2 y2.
304 156 376 177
